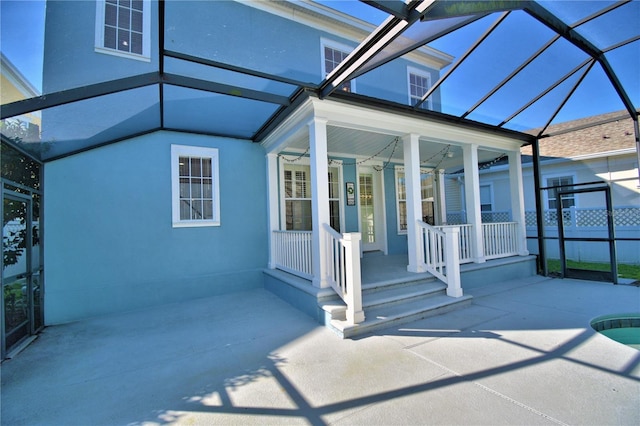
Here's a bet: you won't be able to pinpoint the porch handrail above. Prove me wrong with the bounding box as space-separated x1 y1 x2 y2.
272 230 313 279
322 224 364 325
417 221 463 298
436 224 473 264
482 222 518 260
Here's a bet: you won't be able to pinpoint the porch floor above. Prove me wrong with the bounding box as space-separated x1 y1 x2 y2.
2 275 639 425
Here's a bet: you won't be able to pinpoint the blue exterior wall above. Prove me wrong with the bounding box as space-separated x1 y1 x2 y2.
384 165 408 255
44 131 268 323
43 0 159 93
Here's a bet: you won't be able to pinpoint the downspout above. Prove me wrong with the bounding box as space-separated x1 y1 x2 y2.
531 138 547 276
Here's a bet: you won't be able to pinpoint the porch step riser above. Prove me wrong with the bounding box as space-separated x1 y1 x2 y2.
321 281 446 321
331 295 473 339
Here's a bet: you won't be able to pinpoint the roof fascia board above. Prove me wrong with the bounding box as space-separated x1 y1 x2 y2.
1 53 40 97
262 93 528 153
260 96 316 154
244 0 375 42
328 90 534 143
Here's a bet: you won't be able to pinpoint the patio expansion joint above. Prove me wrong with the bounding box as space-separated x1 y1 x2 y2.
405 348 570 426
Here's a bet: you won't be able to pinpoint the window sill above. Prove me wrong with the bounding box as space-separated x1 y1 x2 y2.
95 46 151 62
173 220 220 228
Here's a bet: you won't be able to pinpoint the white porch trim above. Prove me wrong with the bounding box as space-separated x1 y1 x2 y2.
309 117 330 288
267 153 279 269
508 150 529 256
403 133 426 273
463 144 486 263
435 168 447 225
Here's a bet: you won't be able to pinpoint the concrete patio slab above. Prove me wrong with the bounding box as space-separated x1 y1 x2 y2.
1 275 639 425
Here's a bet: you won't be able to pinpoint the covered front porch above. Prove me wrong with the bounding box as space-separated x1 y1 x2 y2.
262 93 532 330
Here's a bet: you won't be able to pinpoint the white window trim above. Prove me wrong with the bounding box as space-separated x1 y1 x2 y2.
544 172 578 209
407 66 432 110
278 156 344 232
171 144 220 228
394 166 433 234
479 183 493 211
321 38 357 93
95 0 151 62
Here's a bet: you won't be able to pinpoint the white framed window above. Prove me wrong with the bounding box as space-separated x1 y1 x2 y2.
280 158 343 232
407 66 432 110
546 175 576 210
479 184 493 212
321 38 356 93
95 0 151 61
171 145 220 227
395 166 435 233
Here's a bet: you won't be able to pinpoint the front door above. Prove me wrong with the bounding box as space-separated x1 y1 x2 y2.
2 191 42 357
358 166 385 253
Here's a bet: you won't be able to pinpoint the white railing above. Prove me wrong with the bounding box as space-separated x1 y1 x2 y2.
436 224 473 264
323 224 364 325
482 222 518 260
272 230 313 279
417 221 462 297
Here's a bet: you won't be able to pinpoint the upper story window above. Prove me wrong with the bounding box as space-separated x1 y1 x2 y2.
171 145 220 227
95 0 151 61
321 39 355 93
546 175 575 210
407 66 432 110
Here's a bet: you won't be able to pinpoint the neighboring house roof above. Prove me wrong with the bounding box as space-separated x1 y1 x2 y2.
449 111 638 174
521 111 637 159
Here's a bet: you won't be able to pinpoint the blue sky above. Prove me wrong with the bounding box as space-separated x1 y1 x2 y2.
1 0 46 92
1 0 637 128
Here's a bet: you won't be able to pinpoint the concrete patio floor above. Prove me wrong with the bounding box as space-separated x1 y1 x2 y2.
2 275 639 425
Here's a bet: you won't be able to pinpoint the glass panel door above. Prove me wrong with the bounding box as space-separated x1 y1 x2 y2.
359 167 385 252
2 193 32 355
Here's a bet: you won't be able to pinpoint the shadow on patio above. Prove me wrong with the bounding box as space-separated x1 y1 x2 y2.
2 277 639 425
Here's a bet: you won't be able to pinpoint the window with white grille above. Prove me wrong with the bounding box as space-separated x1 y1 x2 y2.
547 176 575 210
407 66 432 109
395 167 435 232
95 0 150 61
321 39 355 93
171 145 220 227
282 162 342 232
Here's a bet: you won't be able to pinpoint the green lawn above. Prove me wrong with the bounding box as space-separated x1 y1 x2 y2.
547 259 640 280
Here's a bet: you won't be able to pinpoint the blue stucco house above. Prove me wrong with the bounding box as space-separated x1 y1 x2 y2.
6 0 584 355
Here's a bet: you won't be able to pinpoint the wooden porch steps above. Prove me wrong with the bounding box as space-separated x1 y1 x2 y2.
320 276 472 339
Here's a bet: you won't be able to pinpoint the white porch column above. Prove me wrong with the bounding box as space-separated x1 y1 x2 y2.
267 153 279 269
463 144 485 263
403 133 425 273
435 169 447 225
508 150 530 256
309 117 330 288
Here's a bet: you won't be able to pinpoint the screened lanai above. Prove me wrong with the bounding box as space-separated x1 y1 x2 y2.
2 0 638 158
0 0 639 352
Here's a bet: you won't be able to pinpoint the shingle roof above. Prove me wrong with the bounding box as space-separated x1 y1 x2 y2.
521 111 637 159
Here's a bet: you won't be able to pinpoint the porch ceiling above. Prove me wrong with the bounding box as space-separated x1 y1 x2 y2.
284 123 502 172
1 0 638 162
